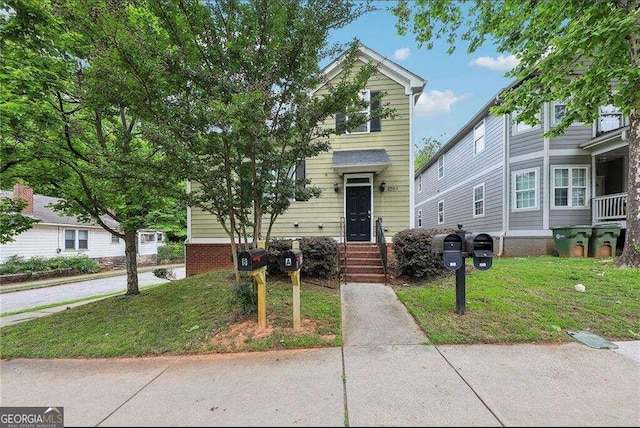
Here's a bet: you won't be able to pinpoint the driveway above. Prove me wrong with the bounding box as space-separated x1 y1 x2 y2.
0 266 186 315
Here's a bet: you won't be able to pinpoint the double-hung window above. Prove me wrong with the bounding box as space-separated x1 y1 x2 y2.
335 90 382 134
473 120 485 155
552 166 589 208
511 108 541 134
473 183 485 217
417 174 422 193
598 105 622 133
512 168 538 210
65 229 89 250
437 156 444 179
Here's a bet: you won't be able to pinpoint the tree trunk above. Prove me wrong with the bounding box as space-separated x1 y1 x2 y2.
616 109 640 267
124 230 140 295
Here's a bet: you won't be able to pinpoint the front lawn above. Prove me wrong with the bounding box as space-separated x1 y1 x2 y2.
0 270 341 359
395 256 640 344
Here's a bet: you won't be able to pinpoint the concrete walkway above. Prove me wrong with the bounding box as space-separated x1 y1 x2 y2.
1 282 639 427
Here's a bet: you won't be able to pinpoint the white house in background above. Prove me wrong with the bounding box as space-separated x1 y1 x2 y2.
0 183 163 265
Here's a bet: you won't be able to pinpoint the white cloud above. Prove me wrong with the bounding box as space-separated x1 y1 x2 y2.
392 47 411 61
415 90 472 116
470 54 520 72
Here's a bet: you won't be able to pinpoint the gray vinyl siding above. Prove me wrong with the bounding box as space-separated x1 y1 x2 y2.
548 155 592 227
510 118 544 158
549 125 593 150
414 113 504 231
509 158 544 230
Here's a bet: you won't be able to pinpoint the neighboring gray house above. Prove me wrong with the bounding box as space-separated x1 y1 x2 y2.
414 86 629 256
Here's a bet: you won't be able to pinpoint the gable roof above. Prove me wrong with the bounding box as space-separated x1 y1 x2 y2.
0 190 119 230
318 43 426 96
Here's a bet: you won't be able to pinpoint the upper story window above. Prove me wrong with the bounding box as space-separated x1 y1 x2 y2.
65 229 89 250
553 102 567 125
512 168 538 211
111 234 120 244
552 166 589 208
473 120 485 155
417 174 423 193
598 105 622 134
511 108 541 135
473 183 485 217
335 90 382 134
437 155 444 179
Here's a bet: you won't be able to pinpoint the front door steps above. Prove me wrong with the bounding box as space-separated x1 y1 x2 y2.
339 243 386 283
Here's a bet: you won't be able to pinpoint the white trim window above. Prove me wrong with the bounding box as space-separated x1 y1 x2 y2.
64 229 89 250
417 209 422 227
111 233 120 244
473 183 485 217
512 168 538 210
348 89 370 134
473 120 485 155
553 101 584 126
437 200 444 224
511 108 541 134
552 166 589 208
417 174 422 193
598 104 622 133
140 232 156 243
438 155 444 180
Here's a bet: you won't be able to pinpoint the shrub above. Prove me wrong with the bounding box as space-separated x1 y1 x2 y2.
392 227 456 278
0 255 100 275
153 268 177 280
266 238 293 275
157 243 185 261
299 236 339 278
228 278 258 316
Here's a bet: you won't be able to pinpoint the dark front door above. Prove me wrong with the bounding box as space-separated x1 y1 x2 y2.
346 186 371 241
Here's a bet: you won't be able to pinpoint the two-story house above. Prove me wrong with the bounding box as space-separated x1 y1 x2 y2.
186 44 426 279
414 86 629 256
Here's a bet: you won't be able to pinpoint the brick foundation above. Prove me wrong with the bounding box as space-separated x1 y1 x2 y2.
503 237 554 257
186 243 234 276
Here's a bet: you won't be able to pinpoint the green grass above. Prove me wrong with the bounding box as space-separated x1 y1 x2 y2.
395 256 640 345
0 270 341 359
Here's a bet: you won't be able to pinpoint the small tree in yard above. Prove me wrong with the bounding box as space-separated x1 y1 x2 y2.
395 0 640 267
0 197 40 244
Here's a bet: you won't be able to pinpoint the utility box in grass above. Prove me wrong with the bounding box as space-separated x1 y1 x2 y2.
551 226 592 257
588 226 621 258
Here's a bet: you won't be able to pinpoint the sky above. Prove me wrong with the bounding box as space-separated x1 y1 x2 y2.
327 2 518 148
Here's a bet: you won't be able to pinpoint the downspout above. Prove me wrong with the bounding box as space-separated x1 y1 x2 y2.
409 92 417 228
498 112 509 256
542 102 550 231
186 180 192 243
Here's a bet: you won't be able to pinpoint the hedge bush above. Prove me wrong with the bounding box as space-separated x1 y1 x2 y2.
157 243 185 261
0 254 100 275
392 227 456 278
266 236 338 278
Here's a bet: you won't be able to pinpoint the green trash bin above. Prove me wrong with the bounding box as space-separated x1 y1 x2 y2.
551 226 592 257
588 226 621 258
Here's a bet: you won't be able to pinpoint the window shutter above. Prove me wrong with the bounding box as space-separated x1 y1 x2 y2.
335 113 346 132
295 160 306 201
370 91 381 132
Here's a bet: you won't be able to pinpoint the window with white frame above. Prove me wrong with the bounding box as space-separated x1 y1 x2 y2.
473 120 485 155
553 102 567 125
64 229 89 250
437 200 444 224
140 232 156 243
438 155 444 179
473 183 485 217
512 168 538 210
418 209 422 227
552 166 589 208
511 108 541 134
111 234 120 244
598 105 622 133
418 174 422 192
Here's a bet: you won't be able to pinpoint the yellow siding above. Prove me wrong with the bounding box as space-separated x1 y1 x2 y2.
191 60 412 241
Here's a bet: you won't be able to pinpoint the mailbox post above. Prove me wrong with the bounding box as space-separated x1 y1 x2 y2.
432 225 494 315
237 243 268 329
281 242 303 330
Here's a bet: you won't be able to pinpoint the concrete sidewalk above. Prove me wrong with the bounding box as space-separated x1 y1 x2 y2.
1 282 639 426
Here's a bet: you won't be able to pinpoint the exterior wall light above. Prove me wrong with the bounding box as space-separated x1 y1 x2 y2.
380 181 386 192
333 182 339 192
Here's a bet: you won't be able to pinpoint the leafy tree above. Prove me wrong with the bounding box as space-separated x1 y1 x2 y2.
395 0 640 267
0 0 184 294
415 135 444 171
0 197 40 244
85 0 389 278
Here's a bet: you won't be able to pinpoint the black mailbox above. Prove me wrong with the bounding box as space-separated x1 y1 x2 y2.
281 249 303 272
237 248 268 271
465 233 494 270
432 233 463 271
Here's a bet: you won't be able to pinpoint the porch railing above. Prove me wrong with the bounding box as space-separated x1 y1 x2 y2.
593 193 627 223
375 217 388 283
